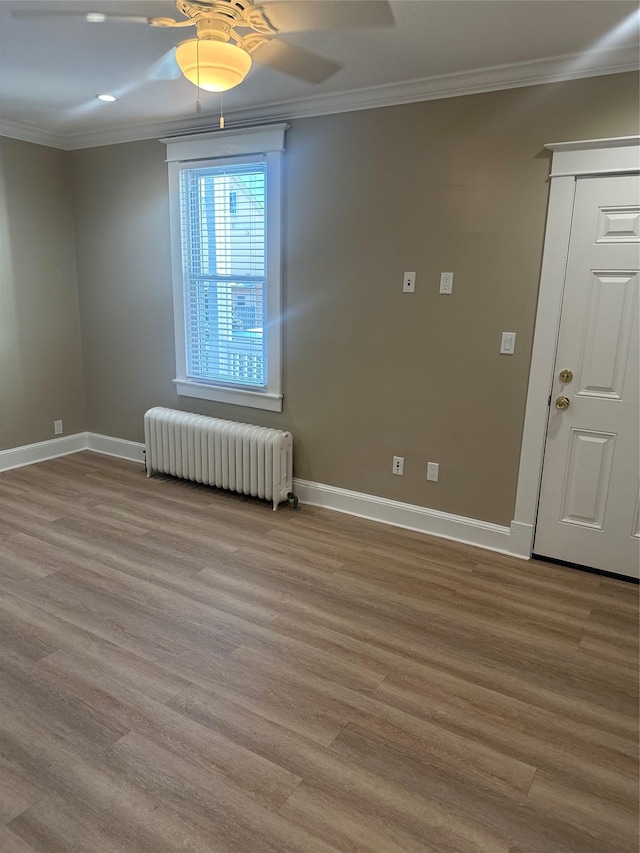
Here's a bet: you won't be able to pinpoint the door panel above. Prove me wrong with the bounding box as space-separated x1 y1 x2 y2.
560 429 615 529
534 174 640 578
576 272 636 399
596 206 640 242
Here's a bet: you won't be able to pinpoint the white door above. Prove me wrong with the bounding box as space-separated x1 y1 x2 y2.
534 173 639 579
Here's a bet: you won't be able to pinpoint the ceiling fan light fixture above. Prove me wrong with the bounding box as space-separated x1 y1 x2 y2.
175 39 252 93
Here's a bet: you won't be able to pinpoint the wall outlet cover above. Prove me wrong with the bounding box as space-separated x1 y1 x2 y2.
403 272 416 293
392 456 405 475
439 273 454 294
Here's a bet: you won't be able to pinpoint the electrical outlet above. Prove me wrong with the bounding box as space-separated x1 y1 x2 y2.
54 419 63 436
402 272 416 293
426 461 439 482
392 456 404 475
439 272 454 294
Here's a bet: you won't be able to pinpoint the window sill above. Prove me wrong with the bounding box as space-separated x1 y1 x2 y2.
174 379 283 412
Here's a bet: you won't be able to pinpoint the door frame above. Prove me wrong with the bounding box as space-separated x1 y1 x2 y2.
509 135 640 559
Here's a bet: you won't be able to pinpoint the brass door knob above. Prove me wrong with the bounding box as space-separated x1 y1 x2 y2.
559 369 573 383
555 395 570 410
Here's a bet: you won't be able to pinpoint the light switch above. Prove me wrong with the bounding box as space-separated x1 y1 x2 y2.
500 332 516 354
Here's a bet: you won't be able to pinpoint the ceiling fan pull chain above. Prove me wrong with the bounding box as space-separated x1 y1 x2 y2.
220 94 225 129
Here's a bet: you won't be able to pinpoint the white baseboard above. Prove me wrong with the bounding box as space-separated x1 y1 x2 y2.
86 432 145 464
0 432 145 472
293 477 517 556
0 433 88 472
0 432 530 559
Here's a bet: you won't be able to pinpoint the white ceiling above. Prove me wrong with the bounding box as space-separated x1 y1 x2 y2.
0 0 638 149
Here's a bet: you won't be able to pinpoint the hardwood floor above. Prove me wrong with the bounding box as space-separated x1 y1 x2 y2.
0 451 637 852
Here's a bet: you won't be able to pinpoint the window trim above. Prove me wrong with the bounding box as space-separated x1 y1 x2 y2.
163 124 288 412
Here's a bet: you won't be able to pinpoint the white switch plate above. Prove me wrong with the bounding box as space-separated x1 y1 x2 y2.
500 332 516 354
439 272 454 294
54 419 63 435
392 456 404 475
426 461 439 482
403 272 416 293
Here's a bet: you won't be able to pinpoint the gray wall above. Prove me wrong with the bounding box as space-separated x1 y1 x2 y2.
0 138 86 450
71 73 639 526
9 72 638 527
70 140 175 444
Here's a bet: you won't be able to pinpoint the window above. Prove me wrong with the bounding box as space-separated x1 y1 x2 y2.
163 125 287 411
179 161 266 387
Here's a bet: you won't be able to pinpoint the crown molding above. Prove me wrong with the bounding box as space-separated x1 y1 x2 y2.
0 118 68 150
1 46 637 152
223 47 638 126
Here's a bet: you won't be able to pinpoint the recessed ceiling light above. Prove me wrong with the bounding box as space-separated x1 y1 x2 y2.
86 13 106 23
96 94 117 102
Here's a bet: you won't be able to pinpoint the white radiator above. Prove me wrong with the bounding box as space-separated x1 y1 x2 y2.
143 407 293 510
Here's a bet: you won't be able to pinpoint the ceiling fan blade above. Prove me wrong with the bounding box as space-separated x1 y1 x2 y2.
252 39 341 84
10 9 150 23
259 1 394 34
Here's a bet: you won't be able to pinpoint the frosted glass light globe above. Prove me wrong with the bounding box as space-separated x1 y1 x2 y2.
175 39 252 92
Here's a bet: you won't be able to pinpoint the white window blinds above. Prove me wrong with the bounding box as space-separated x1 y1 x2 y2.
179 159 267 388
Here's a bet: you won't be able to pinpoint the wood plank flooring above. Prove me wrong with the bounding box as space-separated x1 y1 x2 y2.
0 451 637 852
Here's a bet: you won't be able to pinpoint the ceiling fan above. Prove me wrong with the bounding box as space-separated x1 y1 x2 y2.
11 1 395 92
